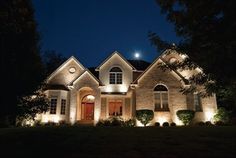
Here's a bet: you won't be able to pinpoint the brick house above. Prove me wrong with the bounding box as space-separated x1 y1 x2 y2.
37 50 217 126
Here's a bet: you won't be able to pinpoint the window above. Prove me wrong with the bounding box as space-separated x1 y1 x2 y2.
61 99 66 115
194 93 202 111
50 99 57 114
109 100 122 116
154 85 169 111
109 67 122 84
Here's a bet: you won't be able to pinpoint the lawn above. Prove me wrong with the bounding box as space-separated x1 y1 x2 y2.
0 126 236 158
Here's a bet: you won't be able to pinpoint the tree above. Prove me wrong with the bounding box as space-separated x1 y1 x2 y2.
136 109 154 126
176 110 195 125
0 0 45 126
42 50 66 76
150 0 236 114
16 89 50 126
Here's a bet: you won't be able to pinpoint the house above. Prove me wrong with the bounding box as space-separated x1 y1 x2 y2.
36 50 217 126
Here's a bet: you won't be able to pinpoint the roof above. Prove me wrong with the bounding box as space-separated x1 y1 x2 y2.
88 67 99 79
43 84 69 91
96 51 136 70
46 56 85 83
127 60 150 71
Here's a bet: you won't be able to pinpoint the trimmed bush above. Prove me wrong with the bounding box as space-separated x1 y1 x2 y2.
162 122 169 127
155 122 160 127
170 122 176 126
136 109 154 127
196 121 205 126
124 119 135 127
214 121 225 126
213 107 230 123
205 121 213 126
176 110 195 125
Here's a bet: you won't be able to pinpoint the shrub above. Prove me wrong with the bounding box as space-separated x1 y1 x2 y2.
124 119 135 127
162 122 169 127
96 117 125 127
196 121 205 126
176 110 195 125
213 107 230 123
170 122 176 126
205 121 213 126
214 121 225 126
155 122 160 127
136 109 154 127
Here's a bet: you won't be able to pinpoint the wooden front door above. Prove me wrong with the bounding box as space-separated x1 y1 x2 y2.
84 103 94 120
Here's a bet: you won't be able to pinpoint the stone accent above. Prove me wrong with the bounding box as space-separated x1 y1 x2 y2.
124 98 131 119
100 98 107 119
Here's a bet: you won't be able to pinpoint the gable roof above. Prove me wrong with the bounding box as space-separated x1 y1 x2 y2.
46 56 85 82
69 69 104 86
96 51 136 71
132 55 189 85
127 60 151 71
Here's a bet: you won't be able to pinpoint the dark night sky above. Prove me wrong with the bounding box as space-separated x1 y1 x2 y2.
33 0 180 67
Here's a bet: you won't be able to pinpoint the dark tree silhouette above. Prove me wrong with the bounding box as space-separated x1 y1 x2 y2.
150 0 236 113
0 0 45 126
43 50 67 76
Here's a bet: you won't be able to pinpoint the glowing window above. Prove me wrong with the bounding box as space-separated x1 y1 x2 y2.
109 67 122 84
154 85 169 111
109 100 122 116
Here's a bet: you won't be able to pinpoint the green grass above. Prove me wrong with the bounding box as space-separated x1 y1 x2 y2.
0 126 236 158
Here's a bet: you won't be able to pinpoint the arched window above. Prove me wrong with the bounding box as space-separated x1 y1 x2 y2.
154 85 169 111
109 67 122 84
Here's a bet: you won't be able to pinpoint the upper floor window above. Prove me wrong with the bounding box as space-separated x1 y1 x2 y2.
109 67 122 84
50 98 57 114
194 93 202 111
154 85 169 111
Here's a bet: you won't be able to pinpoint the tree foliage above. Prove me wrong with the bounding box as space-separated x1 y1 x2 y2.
176 110 195 125
136 109 154 126
0 0 45 126
16 89 50 126
150 0 236 113
42 50 66 76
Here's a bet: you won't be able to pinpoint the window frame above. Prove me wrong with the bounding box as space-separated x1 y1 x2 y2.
153 85 169 111
60 99 66 115
50 98 57 114
109 67 123 84
193 93 202 112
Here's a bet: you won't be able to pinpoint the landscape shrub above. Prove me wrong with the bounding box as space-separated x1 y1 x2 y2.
176 110 195 125
136 109 154 127
124 119 135 127
196 121 205 126
155 122 160 127
213 107 230 124
162 122 169 127
205 121 213 126
170 122 176 126
214 121 225 126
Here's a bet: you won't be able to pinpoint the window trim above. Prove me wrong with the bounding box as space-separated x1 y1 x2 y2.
50 98 57 114
60 99 66 115
153 84 169 111
109 67 123 84
193 93 203 112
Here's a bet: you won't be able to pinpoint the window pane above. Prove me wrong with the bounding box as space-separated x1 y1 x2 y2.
154 93 161 111
109 101 122 116
50 99 57 114
194 94 202 111
116 73 122 84
162 93 169 110
61 99 66 115
109 73 116 84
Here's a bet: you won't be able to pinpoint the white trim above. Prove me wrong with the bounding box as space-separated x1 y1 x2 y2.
46 56 85 83
96 51 136 71
153 84 169 111
71 70 101 86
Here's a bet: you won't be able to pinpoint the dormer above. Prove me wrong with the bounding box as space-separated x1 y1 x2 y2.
96 51 136 93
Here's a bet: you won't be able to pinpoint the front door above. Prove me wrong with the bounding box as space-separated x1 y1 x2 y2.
84 103 94 120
